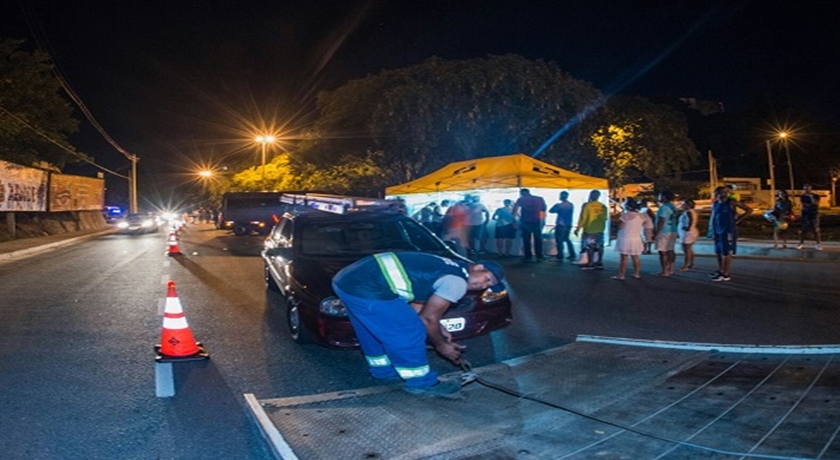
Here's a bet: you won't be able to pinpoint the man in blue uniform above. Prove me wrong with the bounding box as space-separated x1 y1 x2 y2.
332 252 505 396
709 186 752 282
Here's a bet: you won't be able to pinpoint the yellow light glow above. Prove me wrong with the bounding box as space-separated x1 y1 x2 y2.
256 135 276 144
198 170 213 178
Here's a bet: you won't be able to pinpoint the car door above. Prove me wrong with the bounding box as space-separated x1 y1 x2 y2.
265 217 295 292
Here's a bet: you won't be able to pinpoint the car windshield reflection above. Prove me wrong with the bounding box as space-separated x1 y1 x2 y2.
299 219 443 256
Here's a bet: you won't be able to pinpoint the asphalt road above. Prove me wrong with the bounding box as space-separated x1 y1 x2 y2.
1 224 838 459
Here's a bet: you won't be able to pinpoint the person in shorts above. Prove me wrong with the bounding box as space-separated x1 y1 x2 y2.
491 199 515 256
652 190 679 276
574 190 607 270
709 186 753 282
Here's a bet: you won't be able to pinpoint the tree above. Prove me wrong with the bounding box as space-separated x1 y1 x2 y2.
590 96 699 188
0 39 83 169
300 55 603 184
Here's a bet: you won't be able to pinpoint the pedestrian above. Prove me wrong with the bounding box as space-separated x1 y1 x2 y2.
652 190 679 277
491 199 515 256
331 251 506 396
512 188 547 262
441 199 469 256
709 186 753 282
574 190 608 270
772 190 793 249
640 199 656 254
611 198 651 280
677 199 699 272
436 200 451 237
549 191 576 262
797 184 822 250
466 195 490 255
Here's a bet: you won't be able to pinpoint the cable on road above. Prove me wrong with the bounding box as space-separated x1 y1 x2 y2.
457 359 817 460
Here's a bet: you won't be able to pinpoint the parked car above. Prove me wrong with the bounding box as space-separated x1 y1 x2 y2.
115 213 159 234
262 202 513 348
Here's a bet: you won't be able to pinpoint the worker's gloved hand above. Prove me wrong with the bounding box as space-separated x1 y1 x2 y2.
436 341 466 365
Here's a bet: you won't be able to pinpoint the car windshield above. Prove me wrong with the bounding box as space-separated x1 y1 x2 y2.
299 218 446 256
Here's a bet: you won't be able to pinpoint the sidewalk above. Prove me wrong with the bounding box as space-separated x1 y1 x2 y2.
0 226 116 262
691 237 840 261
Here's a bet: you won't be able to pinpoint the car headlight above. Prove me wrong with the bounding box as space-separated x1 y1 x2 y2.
481 288 507 303
319 296 347 316
117 222 129 229
142 220 154 227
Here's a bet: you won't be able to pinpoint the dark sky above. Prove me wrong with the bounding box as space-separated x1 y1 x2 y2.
2 0 837 200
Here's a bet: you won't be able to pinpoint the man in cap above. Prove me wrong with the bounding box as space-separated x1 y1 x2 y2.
332 252 506 396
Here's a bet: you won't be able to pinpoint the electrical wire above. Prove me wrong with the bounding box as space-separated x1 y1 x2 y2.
18 0 138 163
0 105 128 179
468 374 818 460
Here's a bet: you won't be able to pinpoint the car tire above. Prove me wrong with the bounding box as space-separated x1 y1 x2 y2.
264 263 280 292
286 297 314 344
233 224 249 236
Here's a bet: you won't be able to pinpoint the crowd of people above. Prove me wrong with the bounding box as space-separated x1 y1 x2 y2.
408 182 826 283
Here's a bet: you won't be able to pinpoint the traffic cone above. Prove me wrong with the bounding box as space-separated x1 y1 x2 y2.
166 231 181 256
155 281 209 362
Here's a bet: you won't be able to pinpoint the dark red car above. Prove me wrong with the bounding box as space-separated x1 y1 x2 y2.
261 206 512 348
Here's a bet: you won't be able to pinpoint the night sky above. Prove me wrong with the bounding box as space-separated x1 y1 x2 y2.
2 0 837 203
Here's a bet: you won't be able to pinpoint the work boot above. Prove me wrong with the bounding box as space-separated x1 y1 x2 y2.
403 380 462 397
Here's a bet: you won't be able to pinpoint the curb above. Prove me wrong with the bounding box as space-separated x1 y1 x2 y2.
0 228 116 262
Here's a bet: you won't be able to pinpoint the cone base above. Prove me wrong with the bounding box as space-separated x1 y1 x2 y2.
155 343 210 362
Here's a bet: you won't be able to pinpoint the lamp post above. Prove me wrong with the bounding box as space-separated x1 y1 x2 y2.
778 132 794 192
765 140 775 208
255 135 275 188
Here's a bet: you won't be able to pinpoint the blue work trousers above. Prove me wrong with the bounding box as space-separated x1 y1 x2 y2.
332 284 438 389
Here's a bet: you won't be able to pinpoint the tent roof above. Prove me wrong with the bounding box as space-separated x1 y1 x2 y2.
385 153 608 195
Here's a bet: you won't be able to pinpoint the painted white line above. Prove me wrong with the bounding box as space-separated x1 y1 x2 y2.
577 335 840 354
244 393 299 460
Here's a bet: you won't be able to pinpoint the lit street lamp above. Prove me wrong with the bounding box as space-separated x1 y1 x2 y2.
255 135 276 187
778 131 794 191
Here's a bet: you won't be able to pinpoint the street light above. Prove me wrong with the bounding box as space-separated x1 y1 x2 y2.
255 135 276 187
778 131 794 191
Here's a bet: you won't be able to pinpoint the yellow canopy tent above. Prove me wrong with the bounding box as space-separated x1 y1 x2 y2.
385 153 607 194
386 153 610 256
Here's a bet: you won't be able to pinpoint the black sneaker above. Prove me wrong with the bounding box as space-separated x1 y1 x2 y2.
708 271 722 278
403 380 462 397
711 274 731 282
593 263 604 270
580 264 595 270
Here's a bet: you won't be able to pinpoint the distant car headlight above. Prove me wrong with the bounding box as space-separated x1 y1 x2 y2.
142 219 154 227
163 212 177 221
481 288 507 303
117 222 129 229
319 296 347 316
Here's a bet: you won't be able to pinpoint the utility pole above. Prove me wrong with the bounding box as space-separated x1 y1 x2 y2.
708 150 717 196
129 154 139 214
765 140 775 208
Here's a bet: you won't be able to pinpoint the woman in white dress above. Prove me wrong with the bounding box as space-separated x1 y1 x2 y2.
677 199 699 271
612 198 653 280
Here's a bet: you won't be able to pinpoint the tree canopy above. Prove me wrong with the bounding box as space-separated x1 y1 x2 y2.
0 39 82 169
299 54 604 186
590 96 699 187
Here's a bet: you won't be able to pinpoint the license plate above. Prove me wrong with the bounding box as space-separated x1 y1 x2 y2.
439 317 465 332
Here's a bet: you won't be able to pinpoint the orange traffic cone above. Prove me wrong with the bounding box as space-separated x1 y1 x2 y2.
155 281 209 362
166 231 181 256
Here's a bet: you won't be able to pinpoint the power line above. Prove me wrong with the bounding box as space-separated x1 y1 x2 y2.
0 105 128 179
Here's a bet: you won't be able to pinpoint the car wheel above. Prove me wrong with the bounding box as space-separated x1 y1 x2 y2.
286 297 314 344
264 263 279 292
233 224 249 236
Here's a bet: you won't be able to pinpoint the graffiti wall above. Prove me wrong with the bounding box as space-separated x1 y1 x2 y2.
0 160 104 212
49 174 105 211
0 160 49 211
